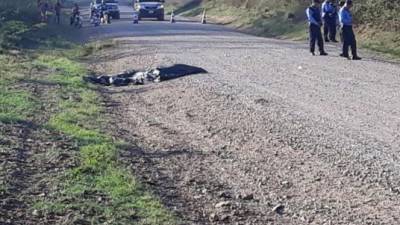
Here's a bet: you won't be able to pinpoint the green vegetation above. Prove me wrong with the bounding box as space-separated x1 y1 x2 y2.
0 89 37 123
0 39 176 223
30 46 176 224
0 0 176 219
0 54 37 123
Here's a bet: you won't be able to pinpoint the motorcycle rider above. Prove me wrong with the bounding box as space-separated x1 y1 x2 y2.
70 3 80 25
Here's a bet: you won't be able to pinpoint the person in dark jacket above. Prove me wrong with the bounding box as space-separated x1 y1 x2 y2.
54 1 62 24
306 0 328 56
337 0 345 43
339 0 361 60
322 0 338 42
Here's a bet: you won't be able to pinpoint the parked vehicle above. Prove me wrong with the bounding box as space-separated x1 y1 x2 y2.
91 0 120 19
134 0 165 21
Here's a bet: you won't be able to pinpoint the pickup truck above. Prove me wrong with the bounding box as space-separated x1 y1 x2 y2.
134 0 165 21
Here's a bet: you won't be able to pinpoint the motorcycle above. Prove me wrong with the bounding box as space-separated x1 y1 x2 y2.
70 13 83 29
90 10 101 27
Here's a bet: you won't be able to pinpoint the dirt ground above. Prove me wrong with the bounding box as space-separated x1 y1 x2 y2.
0 75 79 225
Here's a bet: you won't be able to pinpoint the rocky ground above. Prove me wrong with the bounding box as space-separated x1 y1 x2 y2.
88 31 400 224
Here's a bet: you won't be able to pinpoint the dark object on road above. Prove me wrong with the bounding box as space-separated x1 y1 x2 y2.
157 64 207 81
83 64 207 86
272 204 285 215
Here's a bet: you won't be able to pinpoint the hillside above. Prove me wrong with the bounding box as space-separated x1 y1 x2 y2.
169 0 400 57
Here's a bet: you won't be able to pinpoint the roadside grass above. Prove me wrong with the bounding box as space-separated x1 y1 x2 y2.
0 89 37 123
180 1 308 40
359 28 400 58
0 55 38 123
31 46 176 224
77 40 118 57
1 17 175 222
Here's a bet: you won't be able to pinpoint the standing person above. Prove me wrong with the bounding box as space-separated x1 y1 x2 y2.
37 0 42 21
39 1 48 22
306 0 328 56
322 0 338 42
54 1 62 24
337 0 345 43
339 0 361 60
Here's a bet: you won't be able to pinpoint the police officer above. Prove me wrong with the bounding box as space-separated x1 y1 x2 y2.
339 0 361 60
337 0 345 43
306 0 328 56
322 0 338 42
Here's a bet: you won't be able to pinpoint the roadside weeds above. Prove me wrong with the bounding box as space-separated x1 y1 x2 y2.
0 38 176 224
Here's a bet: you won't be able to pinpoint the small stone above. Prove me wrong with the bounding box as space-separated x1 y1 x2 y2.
209 213 219 222
32 209 40 217
220 214 230 221
241 193 254 200
272 204 285 215
218 191 232 199
193 195 202 199
215 201 231 208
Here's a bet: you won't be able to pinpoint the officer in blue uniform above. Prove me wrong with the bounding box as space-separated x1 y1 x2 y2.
339 0 361 60
322 0 338 42
306 0 328 56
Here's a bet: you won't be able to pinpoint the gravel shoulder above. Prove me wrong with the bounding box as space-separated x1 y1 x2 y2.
88 30 400 225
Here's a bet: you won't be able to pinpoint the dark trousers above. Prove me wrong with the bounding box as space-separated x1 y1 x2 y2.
323 17 337 41
309 24 324 53
55 13 61 24
342 25 357 57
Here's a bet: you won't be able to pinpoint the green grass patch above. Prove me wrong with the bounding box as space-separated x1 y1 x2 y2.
0 89 37 123
359 29 400 58
0 54 31 85
78 41 117 57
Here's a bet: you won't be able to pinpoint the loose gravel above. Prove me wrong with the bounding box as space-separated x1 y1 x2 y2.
88 9 400 225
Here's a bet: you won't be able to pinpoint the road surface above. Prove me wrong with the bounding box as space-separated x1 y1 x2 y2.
81 1 400 224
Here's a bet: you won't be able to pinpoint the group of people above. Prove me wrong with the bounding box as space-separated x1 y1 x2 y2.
306 0 361 60
37 0 63 24
90 2 111 25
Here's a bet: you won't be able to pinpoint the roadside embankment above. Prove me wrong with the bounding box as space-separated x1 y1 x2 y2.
168 0 400 58
0 4 176 223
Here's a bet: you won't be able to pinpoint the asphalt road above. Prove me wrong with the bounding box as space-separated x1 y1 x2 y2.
82 1 400 224
79 0 239 40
